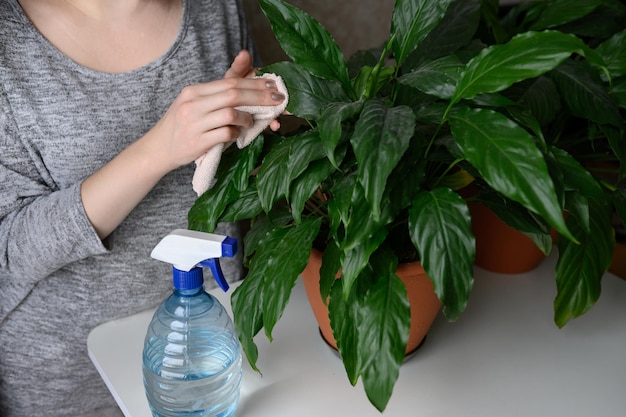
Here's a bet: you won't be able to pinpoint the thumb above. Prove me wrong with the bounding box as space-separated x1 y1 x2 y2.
225 50 254 79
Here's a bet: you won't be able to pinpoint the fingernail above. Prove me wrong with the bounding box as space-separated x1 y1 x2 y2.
272 92 285 101
265 80 277 89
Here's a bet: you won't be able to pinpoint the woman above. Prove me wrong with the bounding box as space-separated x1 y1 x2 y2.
0 0 284 416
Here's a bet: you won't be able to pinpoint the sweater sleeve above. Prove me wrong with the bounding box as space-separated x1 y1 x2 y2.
0 89 108 289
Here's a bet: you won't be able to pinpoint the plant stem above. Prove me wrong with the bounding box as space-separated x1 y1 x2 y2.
364 35 395 100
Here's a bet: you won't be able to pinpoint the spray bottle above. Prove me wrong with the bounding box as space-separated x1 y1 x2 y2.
142 229 242 417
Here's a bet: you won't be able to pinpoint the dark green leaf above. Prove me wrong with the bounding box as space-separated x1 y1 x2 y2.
351 66 374 102
218 182 263 223
231 269 264 372
328 272 362 385
320 240 342 302
550 60 622 128
264 62 350 120
386 140 427 211
554 198 614 327
232 137 265 192
471 192 552 255
359 251 410 412
343 184 394 251
481 0 508 44
556 0 626 39
546 147 604 234
529 0 602 31
351 100 415 220
232 216 321 371
260 219 320 323
470 93 517 108
600 124 626 174
319 101 363 168
188 141 262 232
611 77 626 108
339 182 393 297
289 158 337 224
256 137 292 211
256 130 325 211
327 173 356 242
563 191 590 235
243 207 292 261
284 131 327 201
611 189 626 228
404 0 481 67
452 31 607 104
595 29 626 79
505 108 547 151
341 237 385 300
398 55 463 99
549 147 604 199
347 50 378 78
408 188 474 320
259 0 351 93
260 218 322 338
391 0 452 67
512 76 562 126
449 106 573 241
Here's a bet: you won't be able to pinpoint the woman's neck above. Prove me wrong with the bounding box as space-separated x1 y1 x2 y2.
18 0 183 73
62 0 147 20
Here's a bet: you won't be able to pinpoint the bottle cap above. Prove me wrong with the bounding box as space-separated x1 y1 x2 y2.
172 267 204 290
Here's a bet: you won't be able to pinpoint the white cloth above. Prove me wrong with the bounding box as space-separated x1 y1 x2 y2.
192 73 289 195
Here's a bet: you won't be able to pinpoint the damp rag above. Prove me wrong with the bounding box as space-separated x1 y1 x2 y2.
192 73 289 196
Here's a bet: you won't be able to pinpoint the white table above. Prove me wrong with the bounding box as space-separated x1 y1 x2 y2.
88 254 626 417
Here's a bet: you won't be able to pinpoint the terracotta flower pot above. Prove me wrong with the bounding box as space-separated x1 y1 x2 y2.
300 248 441 355
468 201 546 274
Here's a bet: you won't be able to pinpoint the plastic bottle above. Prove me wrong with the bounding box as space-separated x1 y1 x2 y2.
142 229 242 417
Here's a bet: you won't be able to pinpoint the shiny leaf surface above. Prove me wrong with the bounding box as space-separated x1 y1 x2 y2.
351 100 415 220
554 199 613 327
408 188 474 320
259 0 351 93
452 31 605 104
391 0 452 67
449 106 573 241
359 252 409 412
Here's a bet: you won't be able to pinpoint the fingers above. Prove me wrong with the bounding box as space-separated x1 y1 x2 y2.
187 76 281 101
181 77 285 117
173 78 285 146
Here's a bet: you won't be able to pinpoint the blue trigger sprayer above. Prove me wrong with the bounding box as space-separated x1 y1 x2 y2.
142 229 243 417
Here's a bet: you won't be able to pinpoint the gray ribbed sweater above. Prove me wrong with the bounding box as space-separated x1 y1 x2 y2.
0 1 251 415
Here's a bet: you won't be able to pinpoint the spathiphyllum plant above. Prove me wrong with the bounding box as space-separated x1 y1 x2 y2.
189 0 626 411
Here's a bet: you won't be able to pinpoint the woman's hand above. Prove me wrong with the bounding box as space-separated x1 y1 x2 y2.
147 50 285 172
80 50 285 239
225 50 283 132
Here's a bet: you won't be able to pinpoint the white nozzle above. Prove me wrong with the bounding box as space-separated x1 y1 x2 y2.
150 229 236 271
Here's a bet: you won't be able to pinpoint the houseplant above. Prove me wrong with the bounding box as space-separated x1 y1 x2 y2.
489 0 626 320
189 0 625 411
468 0 626 275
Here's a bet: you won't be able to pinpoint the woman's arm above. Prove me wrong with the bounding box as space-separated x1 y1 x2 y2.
80 51 285 239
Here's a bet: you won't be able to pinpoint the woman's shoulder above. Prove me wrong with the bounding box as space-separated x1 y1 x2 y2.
0 0 38 54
